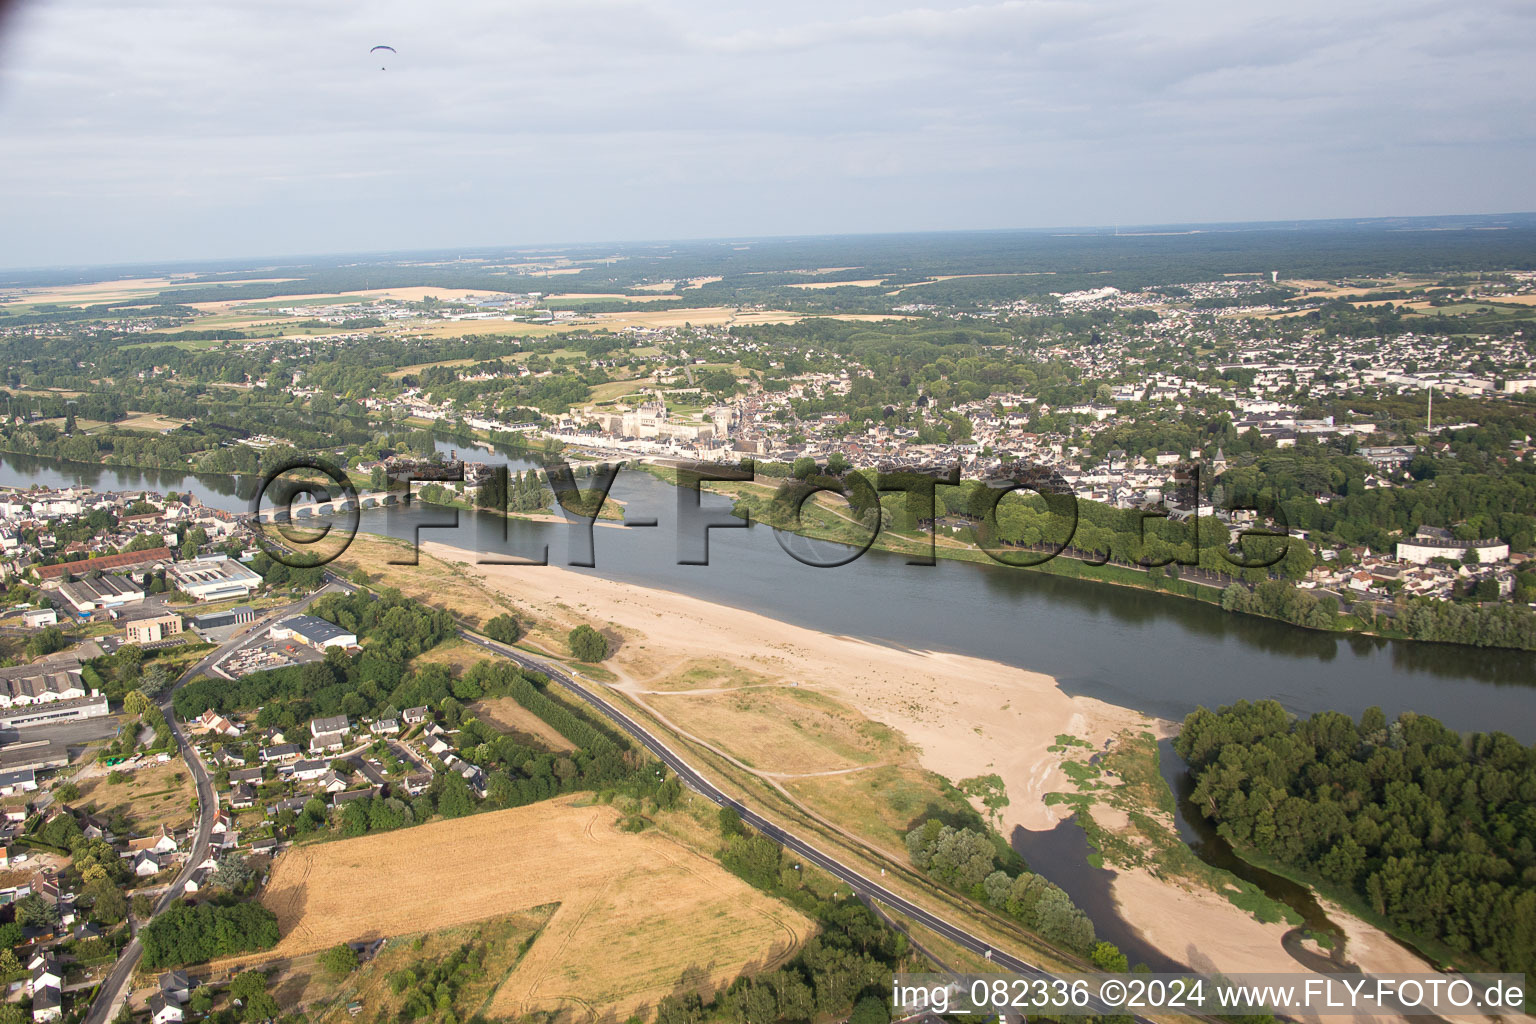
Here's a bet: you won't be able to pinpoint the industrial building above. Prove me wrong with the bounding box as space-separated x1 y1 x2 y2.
0 661 88 709
270 615 357 650
55 574 145 615
0 694 110 728
168 556 263 601
190 606 255 631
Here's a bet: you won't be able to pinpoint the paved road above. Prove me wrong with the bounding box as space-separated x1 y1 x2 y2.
82 592 331 1024
453 628 1163 1022
320 570 1170 1021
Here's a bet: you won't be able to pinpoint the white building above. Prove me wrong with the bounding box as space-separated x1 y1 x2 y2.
1395 526 1509 565
168 556 263 601
0 661 87 709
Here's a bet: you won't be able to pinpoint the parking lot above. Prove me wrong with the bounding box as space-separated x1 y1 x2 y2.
219 634 324 677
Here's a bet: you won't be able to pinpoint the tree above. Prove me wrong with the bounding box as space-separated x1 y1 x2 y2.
1091 941 1129 972
139 663 173 697
25 626 67 659
320 943 359 978
213 855 253 891
124 690 152 717
435 773 475 819
243 991 280 1022
84 878 127 924
228 971 267 1004
568 624 608 662
14 893 57 928
54 781 80 802
140 902 280 967
848 995 890 1024
188 989 214 1016
484 614 521 645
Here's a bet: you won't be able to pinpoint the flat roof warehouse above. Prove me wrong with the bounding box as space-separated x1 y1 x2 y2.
271 614 357 649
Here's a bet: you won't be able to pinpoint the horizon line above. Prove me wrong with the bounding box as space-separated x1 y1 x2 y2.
4 209 1535 277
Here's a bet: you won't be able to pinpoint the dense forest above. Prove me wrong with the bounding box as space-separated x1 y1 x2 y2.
1176 701 1536 977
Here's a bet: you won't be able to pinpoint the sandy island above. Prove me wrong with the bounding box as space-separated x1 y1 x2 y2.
420 542 1484 1021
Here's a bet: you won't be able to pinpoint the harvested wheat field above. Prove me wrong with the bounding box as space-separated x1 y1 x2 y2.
470 696 575 751
250 798 812 1020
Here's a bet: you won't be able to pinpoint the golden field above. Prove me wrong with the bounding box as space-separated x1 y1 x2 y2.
245 799 813 1020
470 696 575 751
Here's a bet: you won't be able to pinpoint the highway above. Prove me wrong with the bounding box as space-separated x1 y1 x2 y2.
82 591 329 1024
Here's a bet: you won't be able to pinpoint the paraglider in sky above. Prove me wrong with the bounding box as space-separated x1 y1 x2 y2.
371 45 395 70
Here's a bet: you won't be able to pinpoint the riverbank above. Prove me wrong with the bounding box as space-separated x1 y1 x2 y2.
422 539 1146 836
415 538 1456 1016
642 462 1534 656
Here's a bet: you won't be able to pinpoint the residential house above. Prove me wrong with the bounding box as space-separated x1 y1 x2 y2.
264 795 309 818
259 742 300 763
124 824 178 856
310 731 346 754
149 994 185 1024
31 984 60 1022
29 954 62 995
159 970 192 1005
0 768 37 796
310 715 350 737
197 709 242 737
289 759 329 782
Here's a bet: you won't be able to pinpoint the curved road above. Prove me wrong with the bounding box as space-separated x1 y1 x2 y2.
83 593 329 1024
454 628 1164 1023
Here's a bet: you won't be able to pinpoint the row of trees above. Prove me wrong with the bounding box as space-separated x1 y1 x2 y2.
904 820 1110 961
474 467 553 513
139 901 280 967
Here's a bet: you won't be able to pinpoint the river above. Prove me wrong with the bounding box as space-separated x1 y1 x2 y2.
4 447 1532 737
5 446 1533 963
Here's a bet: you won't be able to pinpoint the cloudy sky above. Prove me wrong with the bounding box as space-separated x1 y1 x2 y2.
0 0 1531 266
